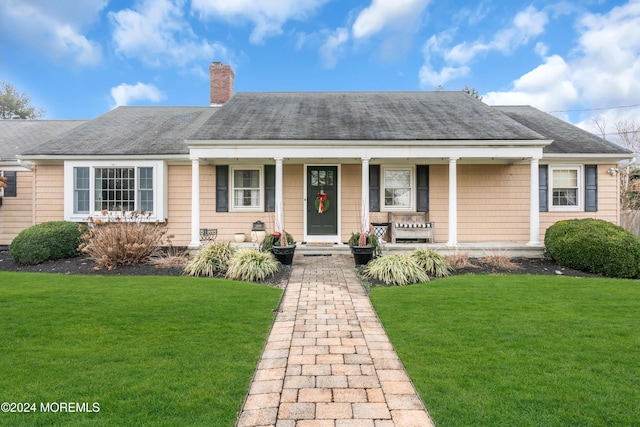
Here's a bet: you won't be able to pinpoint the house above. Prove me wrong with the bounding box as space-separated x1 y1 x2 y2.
5 62 633 252
0 119 86 247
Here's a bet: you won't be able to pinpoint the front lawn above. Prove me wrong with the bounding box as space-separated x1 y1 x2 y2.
0 272 282 426
370 275 640 426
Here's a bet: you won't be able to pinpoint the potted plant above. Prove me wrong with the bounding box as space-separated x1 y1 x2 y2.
348 231 380 266
261 230 296 265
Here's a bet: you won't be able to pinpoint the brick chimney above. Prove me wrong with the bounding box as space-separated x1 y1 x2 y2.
209 62 234 105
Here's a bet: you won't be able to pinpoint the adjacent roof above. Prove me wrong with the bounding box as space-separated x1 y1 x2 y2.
22 106 218 156
496 105 631 155
0 120 85 162
191 92 546 141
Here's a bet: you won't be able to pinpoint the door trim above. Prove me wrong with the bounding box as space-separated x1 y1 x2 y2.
304 164 341 243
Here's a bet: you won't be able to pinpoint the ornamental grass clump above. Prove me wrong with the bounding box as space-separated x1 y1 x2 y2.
184 241 236 277
225 249 279 282
79 211 170 270
411 248 452 278
363 254 429 286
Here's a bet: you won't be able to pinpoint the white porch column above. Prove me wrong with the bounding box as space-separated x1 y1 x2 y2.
447 157 458 247
275 157 284 232
361 158 370 233
189 158 201 248
528 157 542 246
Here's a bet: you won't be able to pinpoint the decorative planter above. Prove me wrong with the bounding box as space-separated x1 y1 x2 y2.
272 244 297 265
351 245 374 266
251 230 266 243
234 232 246 243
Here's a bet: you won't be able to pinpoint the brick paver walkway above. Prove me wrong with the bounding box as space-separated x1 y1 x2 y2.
237 254 435 427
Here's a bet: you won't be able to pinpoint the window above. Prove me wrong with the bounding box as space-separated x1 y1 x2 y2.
382 167 413 210
231 166 263 211
550 166 582 210
65 161 165 221
0 170 17 197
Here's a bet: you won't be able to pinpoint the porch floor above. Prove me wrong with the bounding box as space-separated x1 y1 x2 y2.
232 241 545 258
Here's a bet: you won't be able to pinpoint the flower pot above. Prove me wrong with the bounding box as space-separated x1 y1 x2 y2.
234 232 246 243
251 230 266 243
351 245 374 266
272 244 296 265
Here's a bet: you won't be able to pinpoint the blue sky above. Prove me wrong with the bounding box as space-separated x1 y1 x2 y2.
1 0 639 139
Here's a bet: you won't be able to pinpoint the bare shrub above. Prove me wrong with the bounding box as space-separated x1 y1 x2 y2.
80 211 171 270
446 252 479 269
151 249 189 268
482 252 521 270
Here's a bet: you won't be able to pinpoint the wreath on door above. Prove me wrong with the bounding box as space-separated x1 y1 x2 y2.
315 191 330 214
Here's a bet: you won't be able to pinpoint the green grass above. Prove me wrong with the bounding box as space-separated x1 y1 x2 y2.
0 272 282 427
370 275 640 426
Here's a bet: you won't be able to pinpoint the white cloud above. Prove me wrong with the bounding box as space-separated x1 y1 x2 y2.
484 55 579 113
0 0 104 67
110 82 165 108
352 0 431 40
419 65 470 89
110 0 227 69
191 0 331 44
445 6 548 65
320 28 349 69
484 1 640 128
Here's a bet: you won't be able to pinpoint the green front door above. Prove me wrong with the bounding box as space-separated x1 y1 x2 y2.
307 166 338 236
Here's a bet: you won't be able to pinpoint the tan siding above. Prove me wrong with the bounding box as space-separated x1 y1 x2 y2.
539 164 620 241
169 164 306 246
34 165 64 224
341 164 361 242
428 165 449 243
0 170 35 245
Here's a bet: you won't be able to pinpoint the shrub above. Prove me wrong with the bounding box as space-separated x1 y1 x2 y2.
184 242 236 277
79 211 170 270
412 248 452 277
226 249 279 282
10 221 86 265
545 218 640 278
446 251 479 270
363 254 429 286
481 252 521 270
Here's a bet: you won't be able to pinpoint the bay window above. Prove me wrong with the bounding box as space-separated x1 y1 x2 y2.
65 161 165 221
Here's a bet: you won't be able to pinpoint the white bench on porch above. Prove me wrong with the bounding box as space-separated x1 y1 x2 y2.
389 212 435 243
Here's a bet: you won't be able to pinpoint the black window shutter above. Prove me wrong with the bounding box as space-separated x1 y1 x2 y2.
4 171 16 197
539 165 548 212
417 165 429 212
216 165 228 212
585 165 598 212
369 165 380 212
264 165 275 212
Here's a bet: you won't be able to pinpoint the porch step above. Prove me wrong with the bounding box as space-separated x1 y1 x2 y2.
225 241 545 258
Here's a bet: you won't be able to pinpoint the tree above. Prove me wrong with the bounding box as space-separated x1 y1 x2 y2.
0 82 45 119
462 85 482 100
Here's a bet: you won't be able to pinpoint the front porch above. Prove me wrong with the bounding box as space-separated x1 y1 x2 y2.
229 241 546 258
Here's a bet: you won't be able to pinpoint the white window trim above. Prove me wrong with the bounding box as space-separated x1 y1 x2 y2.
64 161 167 222
549 165 583 212
380 165 415 212
230 165 264 212
0 170 5 197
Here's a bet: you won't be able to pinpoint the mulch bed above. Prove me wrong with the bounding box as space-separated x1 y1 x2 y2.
0 251 594 288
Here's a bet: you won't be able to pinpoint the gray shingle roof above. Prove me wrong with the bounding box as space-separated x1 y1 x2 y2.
190 92 546 141
22 106 218 156
0 120 85 161
495 105 632 155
